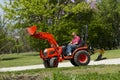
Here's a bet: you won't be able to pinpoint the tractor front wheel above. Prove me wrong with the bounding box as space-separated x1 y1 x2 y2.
49 57 58 68
74 50 90 66
43 60 50 68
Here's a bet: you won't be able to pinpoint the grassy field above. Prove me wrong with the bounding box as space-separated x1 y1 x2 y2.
92 49 120 60
0 49 120 68
0 65 120 80
0 52 42 68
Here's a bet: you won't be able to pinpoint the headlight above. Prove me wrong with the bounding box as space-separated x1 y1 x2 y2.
44 49 47 53
43 49 47 56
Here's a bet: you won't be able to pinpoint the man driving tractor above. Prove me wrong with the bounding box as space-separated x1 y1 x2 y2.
26 26 106 68
66 32 80 56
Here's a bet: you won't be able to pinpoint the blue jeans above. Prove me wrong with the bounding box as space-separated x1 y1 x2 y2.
66 44 77 53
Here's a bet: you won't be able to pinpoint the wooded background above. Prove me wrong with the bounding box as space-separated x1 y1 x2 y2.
0 0 120 54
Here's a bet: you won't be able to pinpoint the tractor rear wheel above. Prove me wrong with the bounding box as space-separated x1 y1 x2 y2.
43 60 50 68
74 50 90 66
70 59 78 66
49 57 58 68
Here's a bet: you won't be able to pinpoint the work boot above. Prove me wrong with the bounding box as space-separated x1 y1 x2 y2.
68 52 72 56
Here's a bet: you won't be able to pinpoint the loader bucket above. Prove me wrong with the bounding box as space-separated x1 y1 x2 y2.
27 26 36 35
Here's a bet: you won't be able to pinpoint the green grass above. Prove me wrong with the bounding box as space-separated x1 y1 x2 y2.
0 65 120 80
0 49 120 68
0 49 120 80
91 49 120 60
0 52 43 68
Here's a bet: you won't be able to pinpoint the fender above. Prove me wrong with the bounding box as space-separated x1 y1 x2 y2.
72 46 88 55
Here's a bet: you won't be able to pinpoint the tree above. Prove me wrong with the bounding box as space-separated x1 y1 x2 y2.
0 16 15 54
89 0 120 49
1 0 94 51
1 0 119 52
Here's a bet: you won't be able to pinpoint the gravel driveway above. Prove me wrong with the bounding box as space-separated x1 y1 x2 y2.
0 58 120 72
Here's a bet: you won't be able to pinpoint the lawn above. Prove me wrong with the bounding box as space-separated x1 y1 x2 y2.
0 49 120 68
0 52 42 68
0 65 120 80
91 49 120 60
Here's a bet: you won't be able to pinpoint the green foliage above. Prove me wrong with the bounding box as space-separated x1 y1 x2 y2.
1 0 94 51
89 0 120 49
0 0 120 53
0 16 15 54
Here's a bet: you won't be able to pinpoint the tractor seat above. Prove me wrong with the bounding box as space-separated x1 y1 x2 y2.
71 40 86 53
77 40 85 48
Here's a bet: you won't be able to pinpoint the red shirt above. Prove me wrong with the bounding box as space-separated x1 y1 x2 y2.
72 35 80 44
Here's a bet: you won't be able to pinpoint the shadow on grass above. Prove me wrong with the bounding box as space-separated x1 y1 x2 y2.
24 54 39 56
0 57 19 61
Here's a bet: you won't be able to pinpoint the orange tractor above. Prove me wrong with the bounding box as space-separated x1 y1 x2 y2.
27 26 100 68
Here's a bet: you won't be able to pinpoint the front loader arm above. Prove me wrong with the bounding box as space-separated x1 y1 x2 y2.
27 26 59 48
32 32 59 48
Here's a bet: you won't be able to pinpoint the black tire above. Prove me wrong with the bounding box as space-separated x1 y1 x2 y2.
74 50 90 66
49 57 58 68
70 59 78 66
43 60 50 68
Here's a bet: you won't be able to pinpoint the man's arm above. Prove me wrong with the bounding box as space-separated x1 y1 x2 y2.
73 42 79 45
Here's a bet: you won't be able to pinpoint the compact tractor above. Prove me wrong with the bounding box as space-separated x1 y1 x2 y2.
27 26 104 68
